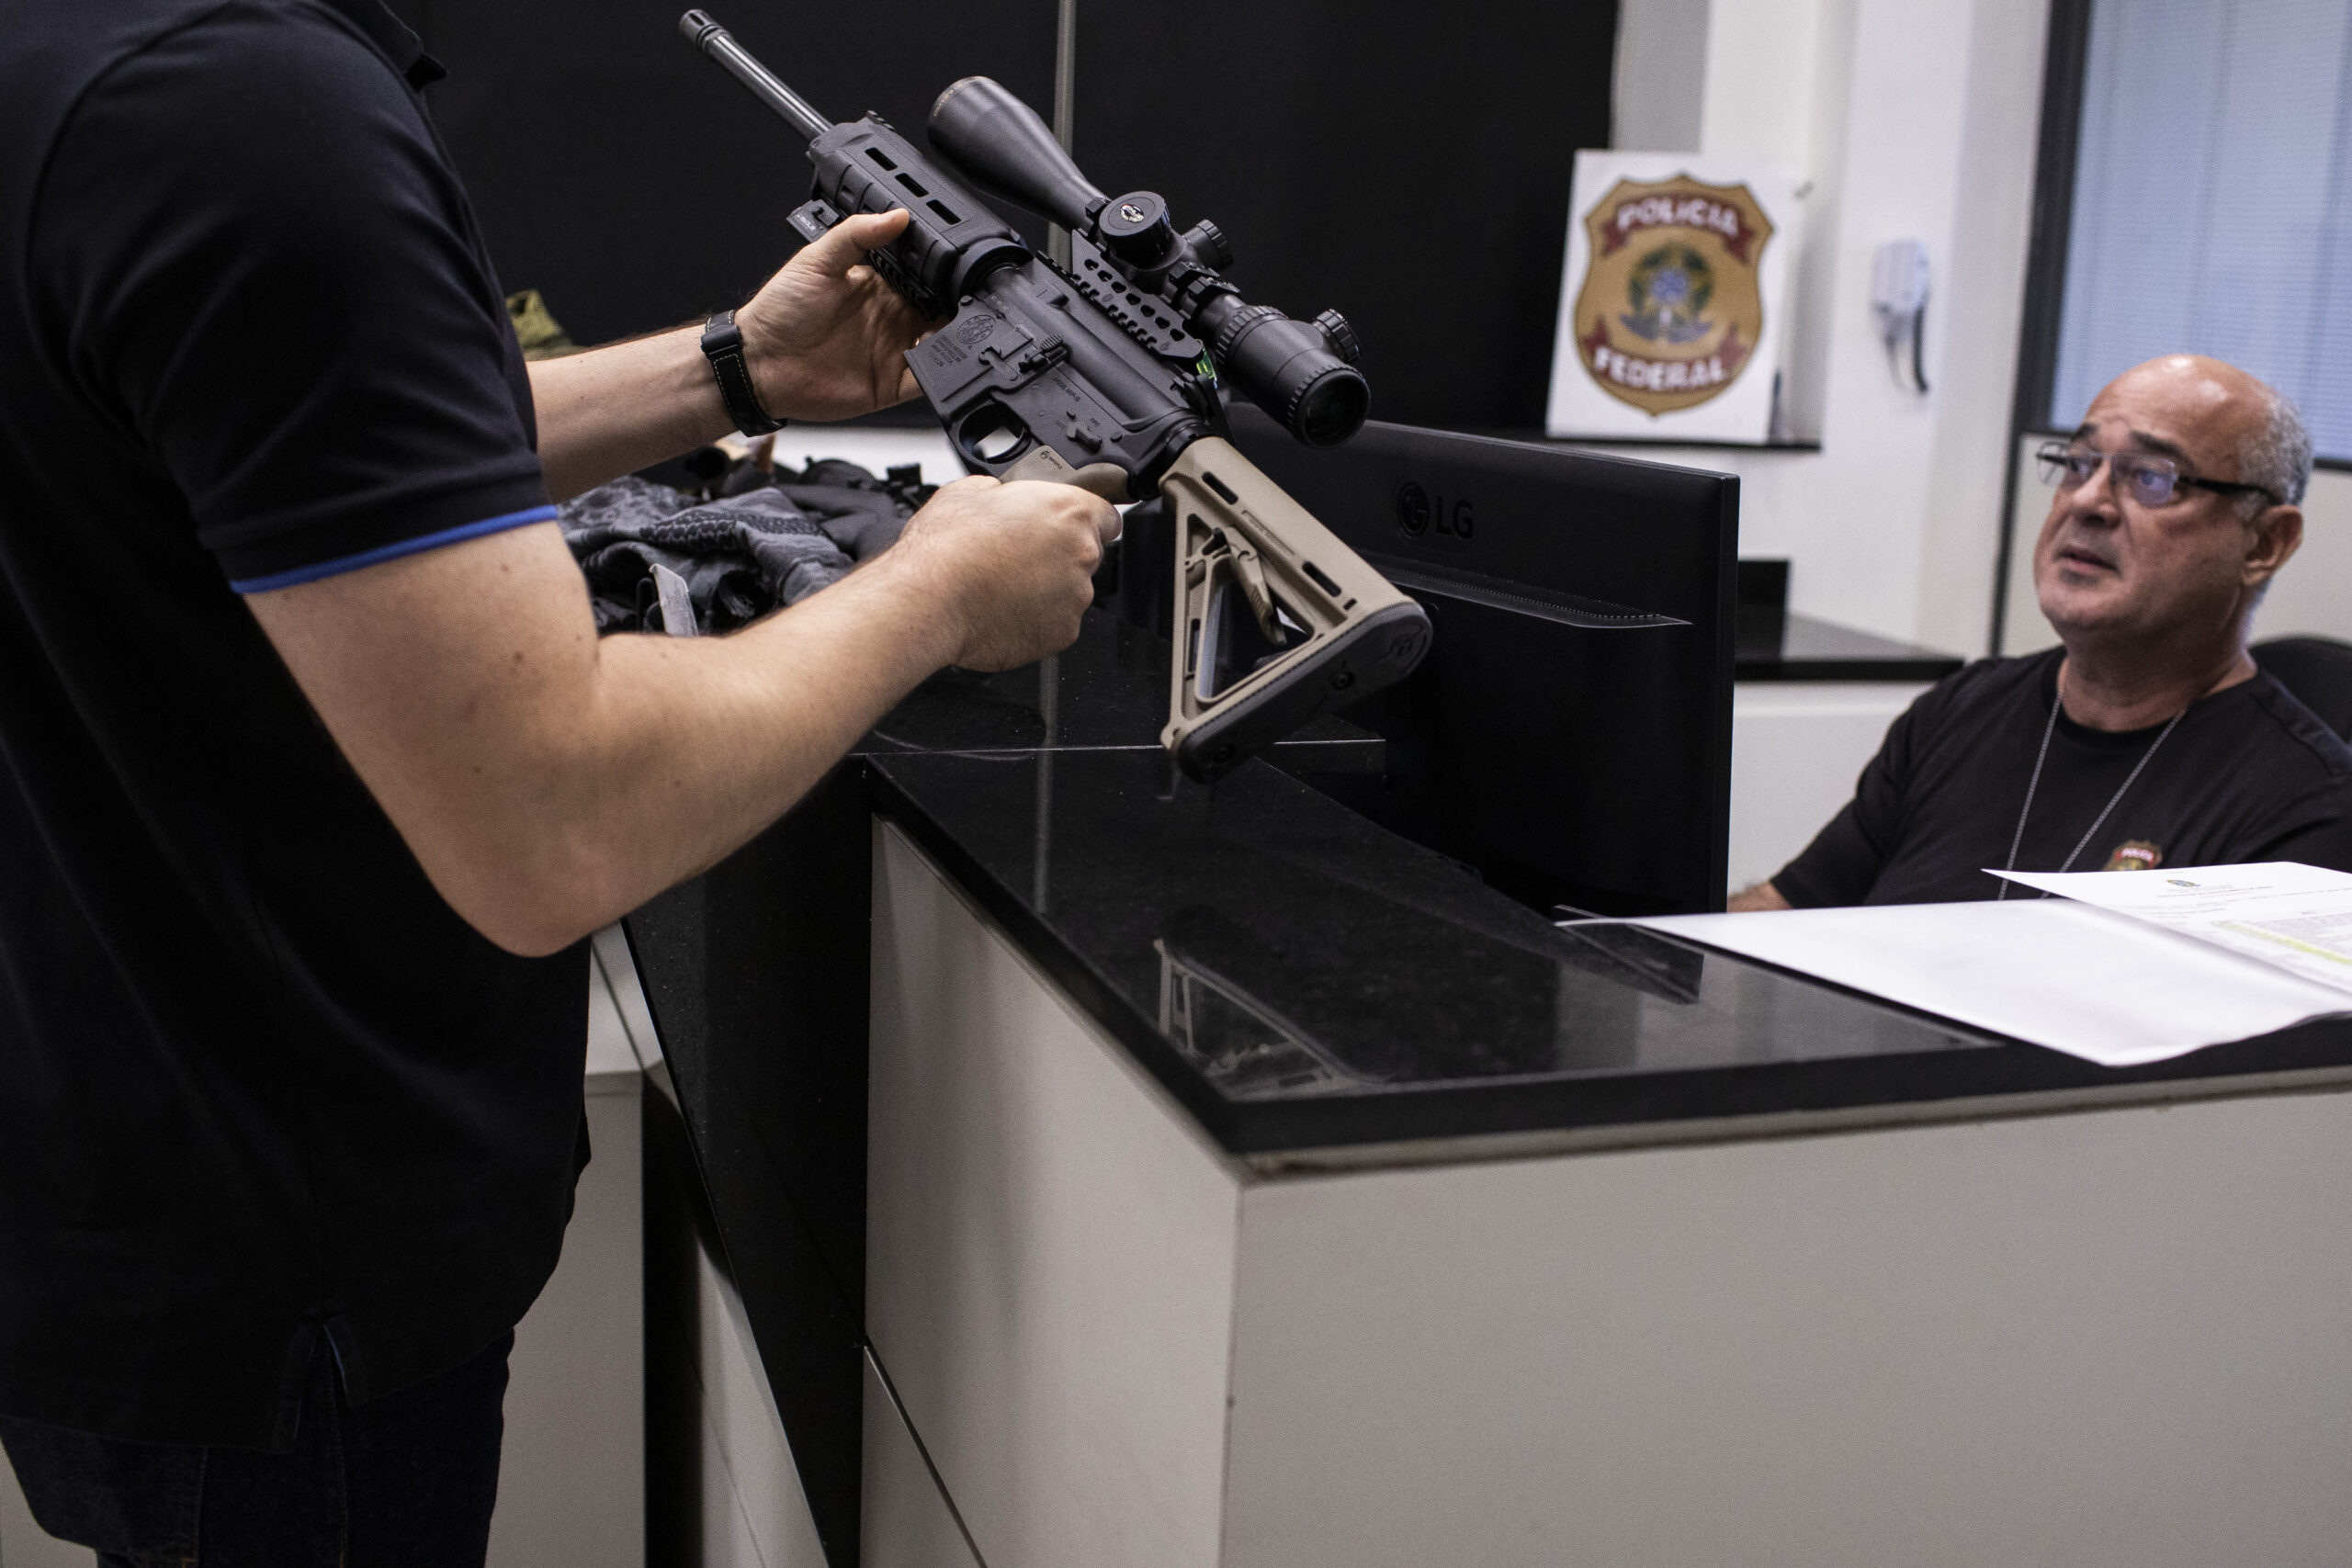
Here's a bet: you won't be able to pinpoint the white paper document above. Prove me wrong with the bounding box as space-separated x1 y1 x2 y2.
1992 863 2352 998
1634 897 2352 1067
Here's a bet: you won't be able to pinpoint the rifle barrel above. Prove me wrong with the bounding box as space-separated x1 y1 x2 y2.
678 11 832 144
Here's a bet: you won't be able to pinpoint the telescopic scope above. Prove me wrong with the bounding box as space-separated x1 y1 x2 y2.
927 77 1368 447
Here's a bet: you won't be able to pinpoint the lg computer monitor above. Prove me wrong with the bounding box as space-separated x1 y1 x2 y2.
1192 409 1737 918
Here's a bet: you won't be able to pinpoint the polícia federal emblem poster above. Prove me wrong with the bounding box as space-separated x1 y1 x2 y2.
1545 152 1803 442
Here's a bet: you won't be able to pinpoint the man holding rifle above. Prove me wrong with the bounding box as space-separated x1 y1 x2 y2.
0 0 1113 1558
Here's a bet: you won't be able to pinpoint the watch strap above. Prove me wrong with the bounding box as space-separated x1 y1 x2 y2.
699 309 784 435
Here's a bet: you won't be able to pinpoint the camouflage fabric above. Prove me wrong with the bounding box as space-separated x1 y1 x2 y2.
558 476 854 634
505 288 582 360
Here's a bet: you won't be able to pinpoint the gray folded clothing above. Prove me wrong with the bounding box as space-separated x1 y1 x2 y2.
773 457 924 562
559 476 855 634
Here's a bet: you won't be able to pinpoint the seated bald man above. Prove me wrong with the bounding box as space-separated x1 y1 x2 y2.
1735 355 2352 910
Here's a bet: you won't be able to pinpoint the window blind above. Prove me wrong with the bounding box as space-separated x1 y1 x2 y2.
2052 0 2352 461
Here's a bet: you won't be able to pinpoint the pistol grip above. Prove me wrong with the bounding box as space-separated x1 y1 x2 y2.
1001 444 1133 502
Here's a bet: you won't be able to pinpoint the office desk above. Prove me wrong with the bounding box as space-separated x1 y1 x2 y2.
1737 609 1967 684
623 610 2352 1568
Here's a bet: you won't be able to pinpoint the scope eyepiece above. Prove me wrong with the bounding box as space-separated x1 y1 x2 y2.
1204 303 1369 447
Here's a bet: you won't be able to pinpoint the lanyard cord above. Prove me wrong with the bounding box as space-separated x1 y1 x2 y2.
1996 691 2187 899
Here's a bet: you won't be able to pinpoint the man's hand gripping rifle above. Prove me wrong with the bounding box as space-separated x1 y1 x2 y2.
680 11 1430 781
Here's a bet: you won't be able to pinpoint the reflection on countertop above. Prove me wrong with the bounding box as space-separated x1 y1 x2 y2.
854 610 1384 772
872 746 1978 1099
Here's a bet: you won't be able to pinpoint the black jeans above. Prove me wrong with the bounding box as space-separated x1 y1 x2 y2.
0 1330 511 1568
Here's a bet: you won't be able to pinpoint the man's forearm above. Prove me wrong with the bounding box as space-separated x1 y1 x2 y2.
1727 880 1791 912
247 474 1111 957
500 556 966 949
529 326 736 503
252 521 963 955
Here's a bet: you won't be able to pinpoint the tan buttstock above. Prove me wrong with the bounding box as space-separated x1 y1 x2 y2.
1155 438 1429 780
993 434 1427 779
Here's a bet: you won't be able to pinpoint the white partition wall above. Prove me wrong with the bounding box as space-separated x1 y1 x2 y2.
1728 682 1928 891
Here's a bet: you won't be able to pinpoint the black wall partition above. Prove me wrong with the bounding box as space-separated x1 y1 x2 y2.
385 0 1617 429
1074 1 1618 433
385 0 1057 350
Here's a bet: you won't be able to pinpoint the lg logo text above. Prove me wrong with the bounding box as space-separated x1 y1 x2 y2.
1396 481 1473 547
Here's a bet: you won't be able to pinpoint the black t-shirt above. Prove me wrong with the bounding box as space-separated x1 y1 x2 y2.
1776 648 2352 908
0 0 588 1447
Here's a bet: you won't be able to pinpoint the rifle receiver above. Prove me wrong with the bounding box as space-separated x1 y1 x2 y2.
678 11 832 143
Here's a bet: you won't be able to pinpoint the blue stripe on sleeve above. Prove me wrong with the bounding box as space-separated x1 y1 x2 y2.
228 504 560 593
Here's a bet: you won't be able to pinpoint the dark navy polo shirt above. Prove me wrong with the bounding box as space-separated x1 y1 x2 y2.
0 0 589 1447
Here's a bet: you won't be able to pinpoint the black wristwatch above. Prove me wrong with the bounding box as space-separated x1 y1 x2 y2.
699 309 784 435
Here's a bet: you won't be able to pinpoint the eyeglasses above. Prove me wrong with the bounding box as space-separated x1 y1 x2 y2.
2037 441 2278 510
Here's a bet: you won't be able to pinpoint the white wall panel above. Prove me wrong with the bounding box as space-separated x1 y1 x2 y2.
866 821 1243 1568
860 1351 980 1568
489 1064 643 1568
1220 1088 2352 1568
0 1471 91 1568
694 1241 829 1568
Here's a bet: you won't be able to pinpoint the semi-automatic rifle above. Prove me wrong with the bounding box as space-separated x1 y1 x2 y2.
679 11 1430 780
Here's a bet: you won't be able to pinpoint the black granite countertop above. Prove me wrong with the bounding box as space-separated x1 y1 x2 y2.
864 699 2352 1158
1736 609 1966 682
639 608 2352 1163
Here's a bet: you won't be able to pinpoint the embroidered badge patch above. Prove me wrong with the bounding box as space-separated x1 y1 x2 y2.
2102 840 2163 872
1572 175 1775 416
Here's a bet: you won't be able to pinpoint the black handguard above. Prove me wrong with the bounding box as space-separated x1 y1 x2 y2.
680 11 1428 780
